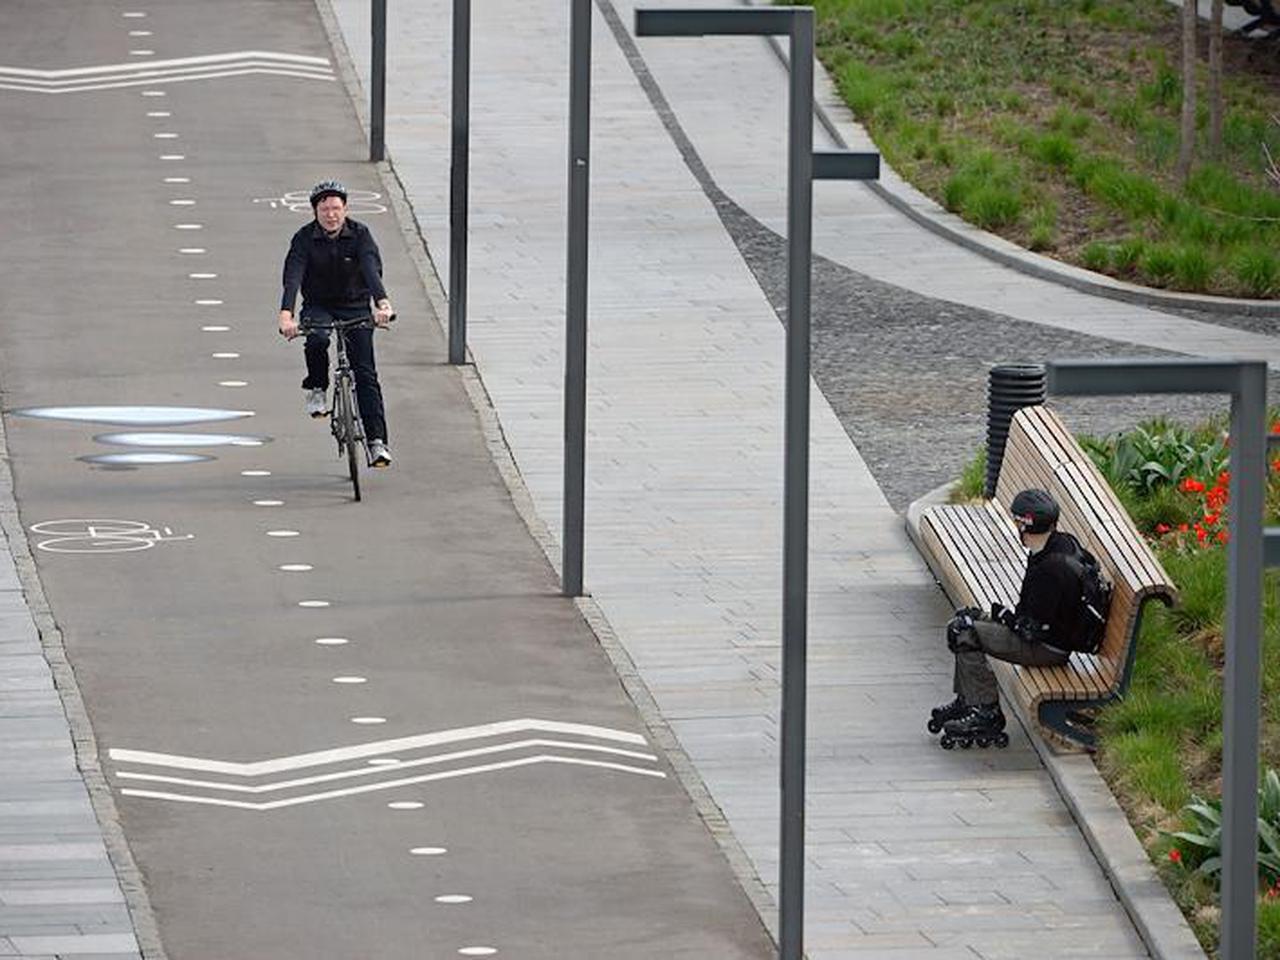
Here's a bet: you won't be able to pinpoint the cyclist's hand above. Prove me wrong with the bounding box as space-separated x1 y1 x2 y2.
279 310 299 340
373 302 394 328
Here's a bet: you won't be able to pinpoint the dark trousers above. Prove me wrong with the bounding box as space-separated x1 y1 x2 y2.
300 305 388 443
953 619 1070 706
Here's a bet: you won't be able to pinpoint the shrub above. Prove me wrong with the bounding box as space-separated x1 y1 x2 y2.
1112 236 1147 272
943 151 1025 228
965 185 1024 228
950 445 986 502
1048 106 1091 138
1081 241 1110 271
1235 248 1280 298
1107 96 1142 130
838 61 892 120
1172 247 1213 292
1029 224 1054 251
884 30 920 59
1030 133 1078 169
1142 244 1179 282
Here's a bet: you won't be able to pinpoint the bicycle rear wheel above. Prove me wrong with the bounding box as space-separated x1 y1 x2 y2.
335 380 361 502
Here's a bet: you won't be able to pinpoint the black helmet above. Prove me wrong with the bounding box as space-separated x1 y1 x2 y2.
309 179 348 208
1010 488 1059 534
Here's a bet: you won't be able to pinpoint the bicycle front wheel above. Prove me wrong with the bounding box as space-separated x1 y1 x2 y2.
336 381 361 502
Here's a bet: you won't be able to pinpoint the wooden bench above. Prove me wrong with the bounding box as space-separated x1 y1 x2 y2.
910 405 1179 748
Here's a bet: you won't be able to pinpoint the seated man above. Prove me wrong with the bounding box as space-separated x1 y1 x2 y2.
929 488 1085 746
278 180 396 467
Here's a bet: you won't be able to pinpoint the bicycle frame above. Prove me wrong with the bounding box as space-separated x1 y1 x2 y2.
299 317 376 500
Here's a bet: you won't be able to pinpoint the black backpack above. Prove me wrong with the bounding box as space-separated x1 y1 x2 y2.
1065 544 1113 655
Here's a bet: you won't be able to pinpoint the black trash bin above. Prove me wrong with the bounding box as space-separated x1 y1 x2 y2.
985 363 1046 498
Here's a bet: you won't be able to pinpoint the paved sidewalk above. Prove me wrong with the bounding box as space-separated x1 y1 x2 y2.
0 463 140 958
324 0 1227 955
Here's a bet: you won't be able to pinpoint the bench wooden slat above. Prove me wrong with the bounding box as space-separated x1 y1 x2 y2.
915 404 1178 747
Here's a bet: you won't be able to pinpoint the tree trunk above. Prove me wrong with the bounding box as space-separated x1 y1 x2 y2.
1209 0 1224 159
1176 0 1198 183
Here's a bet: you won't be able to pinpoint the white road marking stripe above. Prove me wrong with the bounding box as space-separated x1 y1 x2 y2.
0 63 335 88
109 719 651 775
0 51 330 78
0 61 334 88
115 739 660 793
0 69 335 95
120 755 668 810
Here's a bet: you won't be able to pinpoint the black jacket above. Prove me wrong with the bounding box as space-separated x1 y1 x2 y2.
280 218 388 313
1015 530 1084 649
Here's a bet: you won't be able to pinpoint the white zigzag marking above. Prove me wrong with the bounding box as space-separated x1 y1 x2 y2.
0 68 334 95
0 61 333 87
115 739 659 793
108 718 650 776
120 755 667 810
0 51 330 79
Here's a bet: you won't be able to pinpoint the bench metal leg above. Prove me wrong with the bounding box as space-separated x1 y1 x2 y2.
1038 699 1107 750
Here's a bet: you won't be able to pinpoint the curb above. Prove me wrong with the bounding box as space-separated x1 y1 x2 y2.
750 8 1280 320
310 0 781 947
906 483 1207 960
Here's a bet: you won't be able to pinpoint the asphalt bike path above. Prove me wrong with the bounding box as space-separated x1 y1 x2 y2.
0 2 773 958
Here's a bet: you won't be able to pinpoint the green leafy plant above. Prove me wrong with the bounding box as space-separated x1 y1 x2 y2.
1082 421 1227 496
1168 771 1280 887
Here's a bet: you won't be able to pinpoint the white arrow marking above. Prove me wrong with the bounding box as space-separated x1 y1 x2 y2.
0 51 330 79
115 738 659 793
108 718 649 776
121 755 666 810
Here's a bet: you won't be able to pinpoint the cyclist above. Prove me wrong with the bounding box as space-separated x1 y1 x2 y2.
278 180 395 467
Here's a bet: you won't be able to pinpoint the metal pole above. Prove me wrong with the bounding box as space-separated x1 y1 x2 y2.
1220 360 1267 960
448 0 471 365
370 0 387 162
562 0 591 597
779 10 813 960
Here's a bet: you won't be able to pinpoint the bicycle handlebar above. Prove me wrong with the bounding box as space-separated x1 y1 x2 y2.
294 316 394 337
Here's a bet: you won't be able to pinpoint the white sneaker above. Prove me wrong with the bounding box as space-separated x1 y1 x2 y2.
369 439 392 468
305 388 328 418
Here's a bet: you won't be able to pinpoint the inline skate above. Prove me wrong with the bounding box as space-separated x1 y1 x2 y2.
927 695 968 734
940 703 1009 750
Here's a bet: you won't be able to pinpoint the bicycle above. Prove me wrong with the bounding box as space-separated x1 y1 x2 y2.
298 315 392 501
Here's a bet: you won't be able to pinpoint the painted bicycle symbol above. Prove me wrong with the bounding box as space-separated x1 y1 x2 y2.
29 519 195 554
253 190 387 215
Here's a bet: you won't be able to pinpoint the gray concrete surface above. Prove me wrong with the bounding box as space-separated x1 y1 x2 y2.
0 1 773 958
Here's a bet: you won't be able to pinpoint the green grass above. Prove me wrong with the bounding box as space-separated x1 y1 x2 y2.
809 0 1280 298
950 444 987 502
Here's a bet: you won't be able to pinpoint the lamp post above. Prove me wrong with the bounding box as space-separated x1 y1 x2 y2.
634 10 877 958
370 0 388 162
561 0 592 597
448 0 471 364
1049 358 1268 960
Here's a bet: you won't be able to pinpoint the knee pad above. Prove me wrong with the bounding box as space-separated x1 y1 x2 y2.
945 612 975 652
